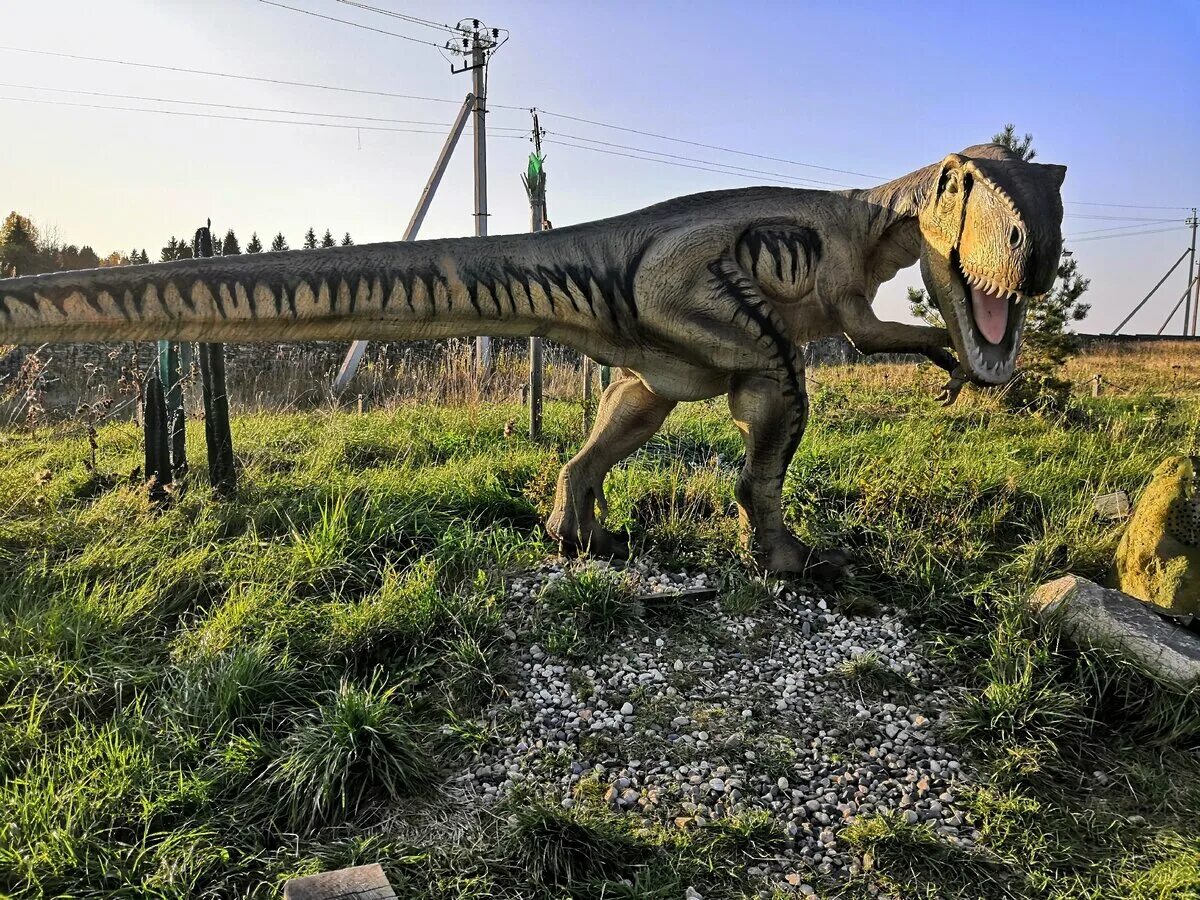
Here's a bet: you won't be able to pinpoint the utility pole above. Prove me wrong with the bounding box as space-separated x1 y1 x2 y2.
334 93 476 394
522 110 547 439
449 19 505 373
1188 208 1199 337
1186 209 1197 336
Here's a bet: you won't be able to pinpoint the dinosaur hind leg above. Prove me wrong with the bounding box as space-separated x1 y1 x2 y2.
728 372 849 580
547 372 676 558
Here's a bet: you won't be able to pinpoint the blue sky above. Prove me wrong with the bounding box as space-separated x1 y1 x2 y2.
4 0 1199 332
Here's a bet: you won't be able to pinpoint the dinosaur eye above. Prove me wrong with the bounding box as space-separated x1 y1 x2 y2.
1009 226 1023 248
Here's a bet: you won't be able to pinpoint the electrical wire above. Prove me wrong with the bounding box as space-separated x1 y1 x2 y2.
0 82 529 131
334 0 459 34
542 137 824 187
534 108 885 181
0 46 464 104
1068 227 1183 243
258 0 447 48
1063 213 1181 222
544 130 856 188
1067 221 1186 238
1065 201 1193 210
0 94 530 139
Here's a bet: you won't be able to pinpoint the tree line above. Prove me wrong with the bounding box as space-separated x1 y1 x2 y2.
0 212 356 276
158 227 355 261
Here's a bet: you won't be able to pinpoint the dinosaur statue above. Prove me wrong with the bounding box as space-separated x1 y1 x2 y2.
0 143 1065 576
1113 455 1200 615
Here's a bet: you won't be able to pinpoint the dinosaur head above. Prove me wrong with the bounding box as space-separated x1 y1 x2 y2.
918 144 1066 385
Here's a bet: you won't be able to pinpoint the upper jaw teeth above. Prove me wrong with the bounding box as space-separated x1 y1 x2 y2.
961 270 1026 305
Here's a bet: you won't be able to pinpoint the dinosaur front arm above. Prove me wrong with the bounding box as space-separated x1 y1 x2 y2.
838 297 968 404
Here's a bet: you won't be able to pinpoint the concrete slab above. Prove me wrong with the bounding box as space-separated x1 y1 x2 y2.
283 864 397 900
1029 575 1200 686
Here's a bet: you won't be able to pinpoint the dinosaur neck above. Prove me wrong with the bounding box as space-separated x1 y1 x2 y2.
853 162 938 292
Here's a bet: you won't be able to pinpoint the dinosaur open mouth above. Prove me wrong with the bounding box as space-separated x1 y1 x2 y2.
947 257 1024 384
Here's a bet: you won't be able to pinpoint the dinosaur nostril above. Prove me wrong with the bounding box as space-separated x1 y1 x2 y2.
1009 226 1022 248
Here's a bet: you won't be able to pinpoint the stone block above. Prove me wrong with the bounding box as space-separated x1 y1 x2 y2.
1029 575 1200 686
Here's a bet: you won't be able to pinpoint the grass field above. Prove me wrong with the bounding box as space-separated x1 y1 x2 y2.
0 342 1198 898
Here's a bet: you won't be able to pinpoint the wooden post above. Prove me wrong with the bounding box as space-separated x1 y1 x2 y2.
582 357 593 434
143 373 172 504
194 225 236 497
1092 373 1103 397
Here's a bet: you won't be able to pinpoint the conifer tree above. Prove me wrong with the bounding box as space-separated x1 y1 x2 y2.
221 229 241 256
303 227 317 250
341 232 354 246
320 228 336 248
246 232 263 254
270 232 289 252
160 237 180 262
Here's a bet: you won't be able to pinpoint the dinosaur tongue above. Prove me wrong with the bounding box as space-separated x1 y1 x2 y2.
970 284 1009 345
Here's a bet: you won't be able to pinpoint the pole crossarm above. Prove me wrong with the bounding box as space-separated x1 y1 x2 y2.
333 92 475 394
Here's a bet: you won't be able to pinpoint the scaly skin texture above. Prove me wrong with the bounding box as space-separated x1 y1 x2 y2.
0 143 1066 575
1113 456 1200 615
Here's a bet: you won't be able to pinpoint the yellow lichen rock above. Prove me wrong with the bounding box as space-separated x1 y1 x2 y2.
1113 455 1200 615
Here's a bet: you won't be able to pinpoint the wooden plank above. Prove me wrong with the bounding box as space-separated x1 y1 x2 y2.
283 864 397 900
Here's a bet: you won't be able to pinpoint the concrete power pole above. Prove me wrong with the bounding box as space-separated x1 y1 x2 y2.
522 111 547 439
450 19 505 372
1188 208 1199 336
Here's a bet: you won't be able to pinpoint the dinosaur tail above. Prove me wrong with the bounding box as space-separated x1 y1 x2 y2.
0 229 641 345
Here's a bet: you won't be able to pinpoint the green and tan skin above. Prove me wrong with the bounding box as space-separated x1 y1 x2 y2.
0 143 1065 576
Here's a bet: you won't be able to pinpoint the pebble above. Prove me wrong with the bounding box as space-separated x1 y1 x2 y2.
455 557 979 885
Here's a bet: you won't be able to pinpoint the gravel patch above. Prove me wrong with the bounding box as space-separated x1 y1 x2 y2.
450 557 978 889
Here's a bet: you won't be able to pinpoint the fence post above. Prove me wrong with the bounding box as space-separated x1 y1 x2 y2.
194 225 237 497
1092 373 1103 397
143 373 172 504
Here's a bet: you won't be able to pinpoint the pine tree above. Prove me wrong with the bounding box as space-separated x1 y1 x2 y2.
177 241 194 260
320 228 336 248
139 249 150 264
303 227 317 250
270 232 289 252
992 123 1037 161
341 232 354 247
160 237 180 262
246 232 263 254
221 229 241 256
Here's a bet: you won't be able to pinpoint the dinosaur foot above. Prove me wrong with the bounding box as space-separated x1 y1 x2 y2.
934 367 968 407
757 537 851 583
549 521 630 560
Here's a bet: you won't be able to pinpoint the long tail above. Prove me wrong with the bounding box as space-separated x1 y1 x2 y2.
0 228 643 345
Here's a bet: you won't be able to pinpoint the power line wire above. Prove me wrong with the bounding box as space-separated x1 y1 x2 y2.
545 129 855 188
534 107 885 181
334 0 459 34
0 93 530 139
0 82 528 131
258 0 446 48
0 46 464 104
1063 213 1181 222
1064 200 1192 211
542 137 816 187
1069 227 1183 243
1067 221 1184 238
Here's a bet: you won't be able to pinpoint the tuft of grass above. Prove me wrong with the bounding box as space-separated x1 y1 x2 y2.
271 672 432 829
717 570 781 615
835 651 913 695
536 565 642 656
503 799 639 888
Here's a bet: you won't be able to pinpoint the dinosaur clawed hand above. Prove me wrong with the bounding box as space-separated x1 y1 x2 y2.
934 367 968 407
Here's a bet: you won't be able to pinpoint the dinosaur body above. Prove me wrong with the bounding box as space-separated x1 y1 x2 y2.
1114 456 1200 615
0 143 1066 574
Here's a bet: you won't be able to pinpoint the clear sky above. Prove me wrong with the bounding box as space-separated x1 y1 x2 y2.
4 0 1199 333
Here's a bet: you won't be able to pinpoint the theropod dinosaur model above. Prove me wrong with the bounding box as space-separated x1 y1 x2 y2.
0 143 1065 576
